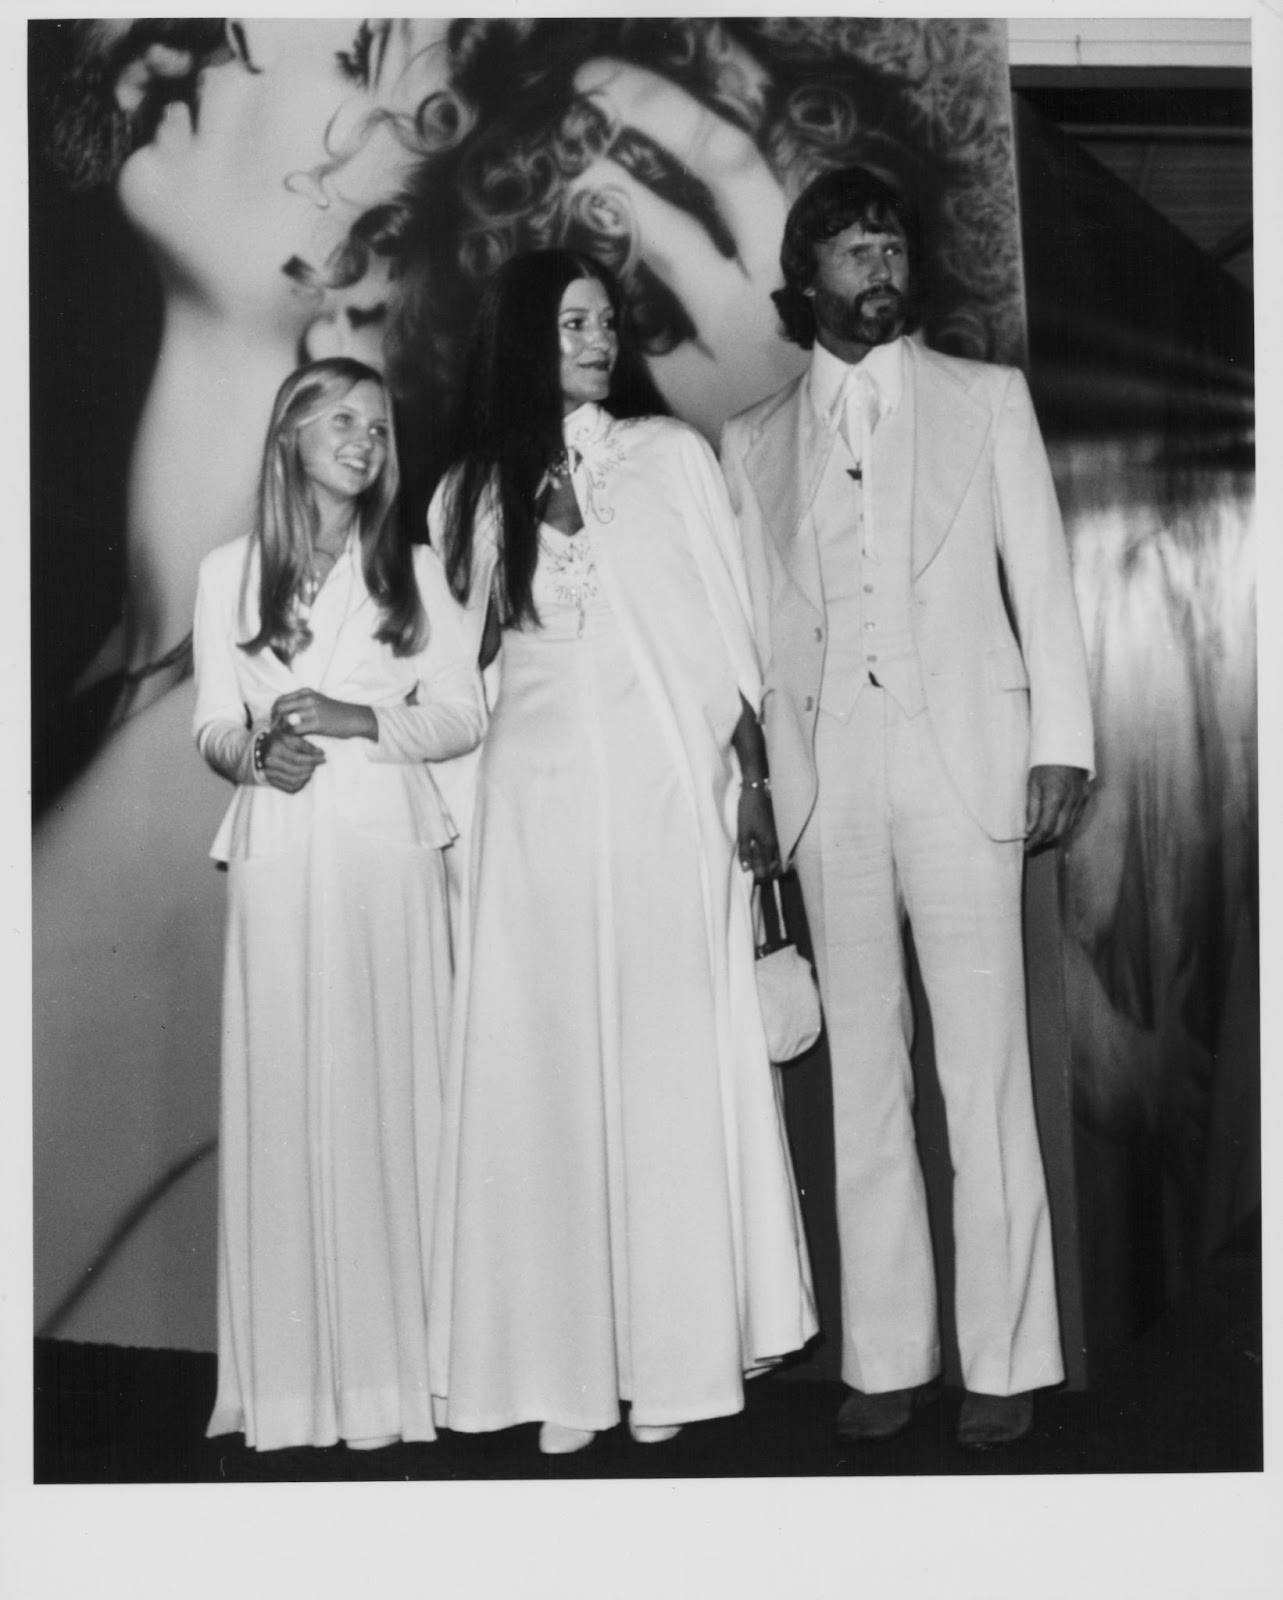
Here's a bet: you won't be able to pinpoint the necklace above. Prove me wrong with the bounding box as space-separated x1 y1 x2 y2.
292 549 359 681
298 532 349 611
544 446 580 489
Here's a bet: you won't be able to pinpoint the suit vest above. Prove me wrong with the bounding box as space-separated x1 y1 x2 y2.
814 427 925 721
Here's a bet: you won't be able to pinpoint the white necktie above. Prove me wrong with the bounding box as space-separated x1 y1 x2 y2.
843 366 879 467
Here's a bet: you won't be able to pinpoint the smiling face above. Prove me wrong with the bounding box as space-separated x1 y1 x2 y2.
557 276 619 415
296 380 390 510
113 19 451 332
808 218 911 357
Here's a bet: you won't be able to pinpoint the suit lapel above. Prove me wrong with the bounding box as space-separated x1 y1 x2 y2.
870 360 915 568
745 378 830 612
906 343 991 578
311 562 375 691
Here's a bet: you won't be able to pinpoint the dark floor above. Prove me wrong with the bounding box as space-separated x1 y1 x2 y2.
35 1231 1261 1483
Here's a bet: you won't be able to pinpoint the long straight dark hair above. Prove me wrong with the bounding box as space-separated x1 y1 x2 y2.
239 357 424 660
439 249 667 630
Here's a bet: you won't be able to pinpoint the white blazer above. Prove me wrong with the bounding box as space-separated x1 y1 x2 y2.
721 339 1094 861
192 536 486 862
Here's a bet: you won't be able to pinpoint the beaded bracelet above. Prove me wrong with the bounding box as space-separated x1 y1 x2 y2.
743 776 772 793
252 728 271 781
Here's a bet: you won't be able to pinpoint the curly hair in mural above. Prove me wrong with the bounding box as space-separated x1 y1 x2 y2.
353 19 1025 468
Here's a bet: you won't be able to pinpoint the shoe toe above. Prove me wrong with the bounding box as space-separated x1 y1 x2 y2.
836 1387 915 1442
957 1392 1033 1449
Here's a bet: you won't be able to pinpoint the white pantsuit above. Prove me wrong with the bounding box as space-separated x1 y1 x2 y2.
722 337 1094 1396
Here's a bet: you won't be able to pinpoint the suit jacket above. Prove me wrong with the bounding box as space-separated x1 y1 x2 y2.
721 338 1094 863
192 536 485 862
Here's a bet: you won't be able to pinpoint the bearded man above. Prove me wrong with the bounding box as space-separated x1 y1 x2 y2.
721 165 1094 1448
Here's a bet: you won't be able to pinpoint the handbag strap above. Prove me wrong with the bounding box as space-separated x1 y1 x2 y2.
755 876 786 957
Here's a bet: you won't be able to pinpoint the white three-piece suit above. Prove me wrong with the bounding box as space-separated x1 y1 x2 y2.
721 336 1094 1395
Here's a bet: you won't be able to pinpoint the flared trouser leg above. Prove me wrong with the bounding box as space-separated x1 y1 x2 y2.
793 688 1063 1396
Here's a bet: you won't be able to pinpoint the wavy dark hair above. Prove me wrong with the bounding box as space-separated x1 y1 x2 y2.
439 249 667 630
772 165 926 349
240 357 424 661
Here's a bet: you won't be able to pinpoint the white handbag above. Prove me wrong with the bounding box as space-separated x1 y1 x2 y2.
754 876 823 1065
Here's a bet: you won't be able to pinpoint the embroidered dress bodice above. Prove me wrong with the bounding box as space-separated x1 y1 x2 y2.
428 405 815 1435
535 522 604 638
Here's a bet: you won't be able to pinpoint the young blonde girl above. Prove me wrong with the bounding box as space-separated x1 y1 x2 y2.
193 357 484 1450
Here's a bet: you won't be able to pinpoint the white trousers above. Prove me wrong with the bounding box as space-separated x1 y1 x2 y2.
793 686 1064 1396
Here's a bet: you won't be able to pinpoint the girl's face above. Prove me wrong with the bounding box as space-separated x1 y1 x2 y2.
296 381 389 508
117 20 450 334
557 277 619 415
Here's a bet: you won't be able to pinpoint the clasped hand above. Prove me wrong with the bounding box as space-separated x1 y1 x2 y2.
258 689 375 793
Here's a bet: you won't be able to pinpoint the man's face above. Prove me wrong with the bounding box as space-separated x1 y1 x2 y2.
807 217 911 352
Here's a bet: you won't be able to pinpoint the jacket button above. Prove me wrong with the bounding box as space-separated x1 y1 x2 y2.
805 695 814 711
814 627 823 642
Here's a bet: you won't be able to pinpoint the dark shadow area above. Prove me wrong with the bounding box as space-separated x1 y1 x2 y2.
34 1208 1259 1482
28 22 164 813
1013 89 1257 1386
34 1203 1254 1478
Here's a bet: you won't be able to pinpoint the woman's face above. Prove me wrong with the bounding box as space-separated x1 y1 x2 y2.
296 380 389 509
116 20 450 332
558 277 619 416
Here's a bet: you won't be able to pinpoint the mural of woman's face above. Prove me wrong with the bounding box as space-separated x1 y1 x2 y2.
116 19 449 331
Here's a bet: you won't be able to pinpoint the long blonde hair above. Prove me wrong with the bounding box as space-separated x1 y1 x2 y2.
239 357 424 660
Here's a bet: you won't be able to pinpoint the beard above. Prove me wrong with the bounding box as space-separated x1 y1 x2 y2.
813 282 908 349
37 19 229 191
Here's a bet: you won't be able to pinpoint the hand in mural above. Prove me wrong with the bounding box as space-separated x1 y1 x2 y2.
566 58 808 435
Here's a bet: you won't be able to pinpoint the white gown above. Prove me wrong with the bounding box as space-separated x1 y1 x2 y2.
192 535 485 1450
429 407 816 1432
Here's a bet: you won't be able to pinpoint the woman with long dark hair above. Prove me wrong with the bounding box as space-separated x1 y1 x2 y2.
428 252 815 1454
192 356 485 1450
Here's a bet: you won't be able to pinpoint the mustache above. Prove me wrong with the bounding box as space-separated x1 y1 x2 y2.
40 19 231 190
853 285 906 315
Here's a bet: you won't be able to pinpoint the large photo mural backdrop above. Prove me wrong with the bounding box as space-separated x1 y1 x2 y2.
30 19 1255 1363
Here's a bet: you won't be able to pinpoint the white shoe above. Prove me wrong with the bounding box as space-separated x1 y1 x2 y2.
629 1421 682 1445
538 1422 597 1455
347 1433 398 1451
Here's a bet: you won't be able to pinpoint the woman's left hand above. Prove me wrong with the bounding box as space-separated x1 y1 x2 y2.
271 688 377 742
738 785 782 881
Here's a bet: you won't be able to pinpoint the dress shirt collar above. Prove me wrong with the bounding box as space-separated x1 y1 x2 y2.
807 335 906 433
